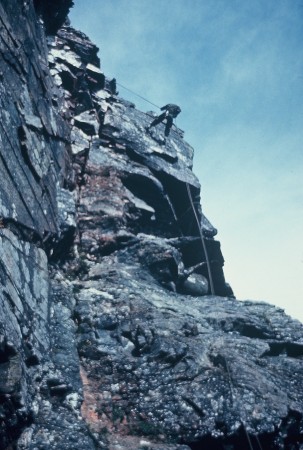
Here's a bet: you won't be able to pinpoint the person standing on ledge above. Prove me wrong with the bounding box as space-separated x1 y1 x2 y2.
147 103 181 137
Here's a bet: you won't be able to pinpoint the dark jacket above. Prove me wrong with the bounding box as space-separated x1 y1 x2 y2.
161 104 181 118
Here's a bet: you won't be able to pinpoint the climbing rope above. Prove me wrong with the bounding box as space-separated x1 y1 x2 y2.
113 79 262 450
255 435 263 450
222 351 259 450
220 329 263 450
185 180 259 448
164 193 183 233
242 421 255 450
116 81 184 139
185 182 215 295
67 84 257 446
185 181 262 448
116 82 161 110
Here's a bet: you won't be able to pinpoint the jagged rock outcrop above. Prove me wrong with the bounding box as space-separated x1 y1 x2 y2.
0 1 302 449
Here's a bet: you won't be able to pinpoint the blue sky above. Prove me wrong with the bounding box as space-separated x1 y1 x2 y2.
70 0 303 322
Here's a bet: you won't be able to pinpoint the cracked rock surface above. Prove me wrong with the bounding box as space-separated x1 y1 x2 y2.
0 2 302 449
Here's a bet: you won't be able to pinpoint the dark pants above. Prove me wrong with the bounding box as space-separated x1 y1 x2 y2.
150 113 173 136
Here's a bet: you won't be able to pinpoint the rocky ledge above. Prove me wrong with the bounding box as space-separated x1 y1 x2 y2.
0 2 302 449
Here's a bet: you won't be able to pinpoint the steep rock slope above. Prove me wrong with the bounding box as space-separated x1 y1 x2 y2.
0 2 302 449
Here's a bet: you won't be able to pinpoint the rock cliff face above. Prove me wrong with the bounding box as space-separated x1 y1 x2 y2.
0 2 302 449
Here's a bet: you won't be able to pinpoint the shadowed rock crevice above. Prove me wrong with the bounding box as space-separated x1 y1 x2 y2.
0 2 302 449
262 342 303 358
34 0 75 35
186 410 303 450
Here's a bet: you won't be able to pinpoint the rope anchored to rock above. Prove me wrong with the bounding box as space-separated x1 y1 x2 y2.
185 182 215 295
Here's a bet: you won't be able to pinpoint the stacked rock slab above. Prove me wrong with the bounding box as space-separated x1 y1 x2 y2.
0 2 302 449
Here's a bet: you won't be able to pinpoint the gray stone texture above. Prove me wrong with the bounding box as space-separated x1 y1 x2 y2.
0 1 302 449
